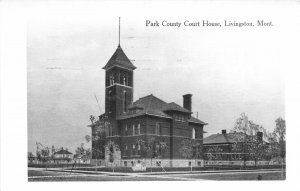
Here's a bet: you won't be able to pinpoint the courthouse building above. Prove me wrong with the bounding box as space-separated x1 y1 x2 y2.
88 40 208 168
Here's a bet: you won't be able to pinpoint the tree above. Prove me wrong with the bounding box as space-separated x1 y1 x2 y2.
28 152 35 163
273 117 286 158
137 137 168 159
179 138 201 159
40 147 50 163
136 137 168 171
230 113 269 167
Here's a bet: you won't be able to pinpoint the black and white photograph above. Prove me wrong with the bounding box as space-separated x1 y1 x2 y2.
1 0 300 190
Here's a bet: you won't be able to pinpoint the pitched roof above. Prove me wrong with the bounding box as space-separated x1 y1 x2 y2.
117 94 207 126
118 94 171 120
203 132 246 144
189 116 207 125
102 45 136 70
162 102 192 113
54 149 73 155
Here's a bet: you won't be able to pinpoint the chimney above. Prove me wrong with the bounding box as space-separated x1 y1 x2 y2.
183 94 192 112
257 132 263 142
222 129 227 134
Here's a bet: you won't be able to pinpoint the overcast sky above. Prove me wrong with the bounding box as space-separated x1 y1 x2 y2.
27 5 285 153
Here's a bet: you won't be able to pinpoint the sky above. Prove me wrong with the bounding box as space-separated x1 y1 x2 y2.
27 4 285 153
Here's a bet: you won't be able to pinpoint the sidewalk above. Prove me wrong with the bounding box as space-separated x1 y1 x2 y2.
35 167 282 176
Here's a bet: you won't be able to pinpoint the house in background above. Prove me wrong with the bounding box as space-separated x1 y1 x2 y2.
203 129 268 166
53 148 73 164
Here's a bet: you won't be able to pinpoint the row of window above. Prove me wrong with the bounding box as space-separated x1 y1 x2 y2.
107 72 131 87
105 122 198 139
124 123 141 136
124 144 141 151
175 114 188 121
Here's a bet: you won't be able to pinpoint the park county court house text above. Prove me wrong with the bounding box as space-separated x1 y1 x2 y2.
88 40 208 168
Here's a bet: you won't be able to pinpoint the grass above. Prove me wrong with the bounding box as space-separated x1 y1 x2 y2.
164 171 286 180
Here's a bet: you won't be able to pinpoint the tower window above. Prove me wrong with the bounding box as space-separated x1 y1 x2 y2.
109 74 114 86
108 90 112 113
123 91 127 112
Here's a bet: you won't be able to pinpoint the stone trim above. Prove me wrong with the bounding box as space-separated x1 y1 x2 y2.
107 134 203 140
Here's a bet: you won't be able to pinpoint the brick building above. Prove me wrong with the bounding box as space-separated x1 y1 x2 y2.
89 42 208 168
203 130 268 166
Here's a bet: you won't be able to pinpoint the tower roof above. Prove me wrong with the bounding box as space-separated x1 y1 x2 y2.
102 45 136 70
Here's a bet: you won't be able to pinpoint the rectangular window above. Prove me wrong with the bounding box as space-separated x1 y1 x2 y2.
156 123 161 135
124 161 127 166
124 125 128 136
133 124 135 135
137 123 140 135
137 144 141 155
192 128 196 139
108 90 112 113
123 91 127 113
189 162 192 166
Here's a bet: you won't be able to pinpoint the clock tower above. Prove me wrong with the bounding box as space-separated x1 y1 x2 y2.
102 44 136 135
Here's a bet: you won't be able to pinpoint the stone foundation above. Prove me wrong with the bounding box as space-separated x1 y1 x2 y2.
91 158 204 168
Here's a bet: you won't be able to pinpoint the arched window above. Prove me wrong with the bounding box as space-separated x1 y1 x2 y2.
192 128 196 139
109 74 114 86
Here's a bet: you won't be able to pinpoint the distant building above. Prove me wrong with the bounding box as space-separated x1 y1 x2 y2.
53 148 73 163
88 33 208 168
203 130 268 166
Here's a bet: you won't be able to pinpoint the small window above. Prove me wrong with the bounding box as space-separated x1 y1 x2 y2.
197 162 201 166
192 128 196 139
137 124 141 135
124 144 128 150
138 144 141 150
123 91 127 113
124 161 127 166
156 161 161 166
108 90 112 113
156 123 161 135
132 144 135 149
189 162 192 166
133 124 135 135
124 125 128 136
